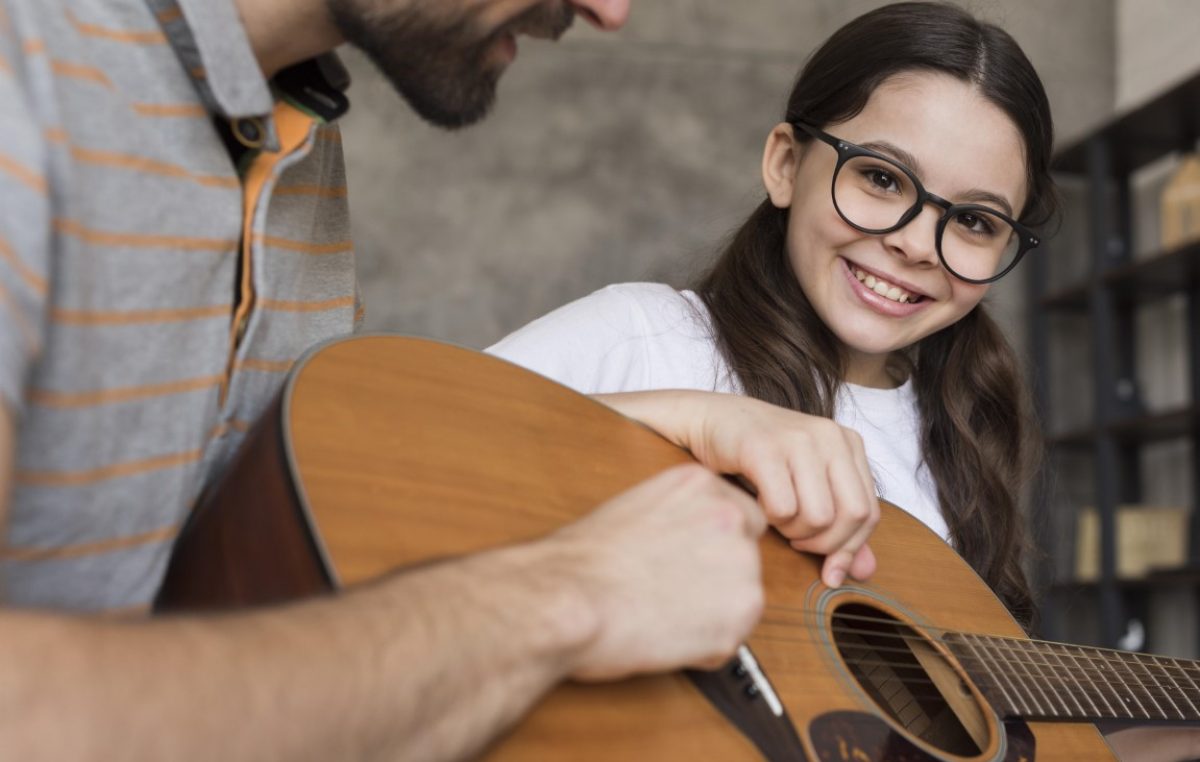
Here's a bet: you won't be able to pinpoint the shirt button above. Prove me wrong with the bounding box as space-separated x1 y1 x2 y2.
232 117 266 149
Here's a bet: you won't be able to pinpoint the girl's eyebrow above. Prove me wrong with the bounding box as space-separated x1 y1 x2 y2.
862 140 925 176
862 139 1015 217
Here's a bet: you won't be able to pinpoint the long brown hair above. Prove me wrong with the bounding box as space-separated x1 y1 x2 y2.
696 2 1057 629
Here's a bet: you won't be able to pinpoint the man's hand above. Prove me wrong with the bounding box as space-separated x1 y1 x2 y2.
552 463 765 681
597 391 879 590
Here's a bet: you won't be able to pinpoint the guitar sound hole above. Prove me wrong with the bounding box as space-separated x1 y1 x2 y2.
831 603 990 757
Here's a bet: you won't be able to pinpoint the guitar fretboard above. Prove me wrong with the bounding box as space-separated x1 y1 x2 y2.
945 633 1200 723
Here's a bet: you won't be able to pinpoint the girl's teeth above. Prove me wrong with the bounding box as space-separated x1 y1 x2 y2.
853 267 915 304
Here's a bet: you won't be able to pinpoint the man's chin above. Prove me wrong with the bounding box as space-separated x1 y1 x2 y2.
409 97 495 130
394 77 499 130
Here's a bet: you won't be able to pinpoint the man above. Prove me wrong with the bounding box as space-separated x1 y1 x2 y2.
0 0 877 758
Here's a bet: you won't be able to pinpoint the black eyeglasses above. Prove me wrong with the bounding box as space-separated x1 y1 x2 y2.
791 122 1040 284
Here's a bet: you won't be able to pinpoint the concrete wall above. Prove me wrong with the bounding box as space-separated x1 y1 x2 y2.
338 0 1118 349
1116 0 1200 111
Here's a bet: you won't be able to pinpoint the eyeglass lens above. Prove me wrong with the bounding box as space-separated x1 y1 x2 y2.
833 154 1021 282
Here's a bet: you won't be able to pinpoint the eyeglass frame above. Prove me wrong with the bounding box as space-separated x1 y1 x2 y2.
790 122 1041 285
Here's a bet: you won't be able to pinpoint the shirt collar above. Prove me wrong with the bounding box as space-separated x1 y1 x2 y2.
147 0 273 119
147 0 351 124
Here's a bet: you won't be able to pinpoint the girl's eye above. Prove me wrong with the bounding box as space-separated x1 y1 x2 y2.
865 169 899 192
956 212 997 236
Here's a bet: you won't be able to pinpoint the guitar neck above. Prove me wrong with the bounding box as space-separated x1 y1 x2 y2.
946 633 1200 724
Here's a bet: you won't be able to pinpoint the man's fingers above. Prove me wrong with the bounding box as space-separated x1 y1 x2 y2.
730 483 768 538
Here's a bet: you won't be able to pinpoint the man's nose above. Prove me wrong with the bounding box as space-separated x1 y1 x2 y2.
570 0 631 30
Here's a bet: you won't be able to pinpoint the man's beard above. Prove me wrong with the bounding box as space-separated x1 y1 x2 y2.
327 0 574 129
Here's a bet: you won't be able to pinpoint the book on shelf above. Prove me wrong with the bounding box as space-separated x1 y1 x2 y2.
1161 154 1200 251
1074 504 1189 582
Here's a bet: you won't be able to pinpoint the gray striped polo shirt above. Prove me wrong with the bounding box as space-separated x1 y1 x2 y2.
0 0 361 612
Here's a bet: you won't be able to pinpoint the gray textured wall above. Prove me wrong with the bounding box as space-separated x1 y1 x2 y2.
340 0 1120 349
1116 0 1200 111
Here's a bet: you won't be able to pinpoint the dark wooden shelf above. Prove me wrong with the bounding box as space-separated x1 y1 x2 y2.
1107 240 1200 304
1047 405 1199 447
1035 241 1200 310
1051 576 1200 600
1037 281 1090 310
1054 71 1200 176
1051 566 1200 592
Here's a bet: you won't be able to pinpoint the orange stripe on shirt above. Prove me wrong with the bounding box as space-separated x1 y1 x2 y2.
50 59 114 88
51 304 229 325
235 357 293 373
0 523 178 562
259 296 355 313
28 375 223 408
257 235 353 255
64 8 167 44
208 417 253 440
0 152 48 194
0 233 49 296
70 146 239 188
15 448 202 487
132 102 208 118
22 39 45 55
43 127 69 144
54 219 236 252
155 6 184 25
273 184 349 198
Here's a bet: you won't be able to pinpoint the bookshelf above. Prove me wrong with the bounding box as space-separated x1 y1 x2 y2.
1028 71 1200 654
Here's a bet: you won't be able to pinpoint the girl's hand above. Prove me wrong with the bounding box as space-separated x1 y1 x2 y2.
595 390 879 588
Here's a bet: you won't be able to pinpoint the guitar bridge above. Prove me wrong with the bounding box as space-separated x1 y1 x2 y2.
686 645 810 761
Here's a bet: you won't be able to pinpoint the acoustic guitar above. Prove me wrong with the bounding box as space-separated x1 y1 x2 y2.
156 335 1199 760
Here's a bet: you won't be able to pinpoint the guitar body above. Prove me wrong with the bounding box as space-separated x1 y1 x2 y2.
156 336 1115 760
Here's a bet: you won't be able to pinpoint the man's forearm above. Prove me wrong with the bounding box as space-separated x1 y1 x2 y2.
0 541 598 762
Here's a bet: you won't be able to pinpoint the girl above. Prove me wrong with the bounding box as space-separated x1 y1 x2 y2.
489 4 1200 758
491 0 1045 623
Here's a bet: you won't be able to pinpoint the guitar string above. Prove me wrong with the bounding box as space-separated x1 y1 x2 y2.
763 607 1200 692
756 628 1200 719
806 628 1197 705
823 620 1200 700
747 615 1200 714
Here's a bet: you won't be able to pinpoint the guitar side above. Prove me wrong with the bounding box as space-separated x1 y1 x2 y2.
157 335 1117 760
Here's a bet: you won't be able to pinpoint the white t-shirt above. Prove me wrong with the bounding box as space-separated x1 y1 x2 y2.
486 282 949 542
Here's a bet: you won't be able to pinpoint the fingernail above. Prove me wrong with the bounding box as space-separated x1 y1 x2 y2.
826 569 845 588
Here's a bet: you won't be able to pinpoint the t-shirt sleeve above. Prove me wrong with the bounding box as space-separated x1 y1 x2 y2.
486 284 658 395
0 38 53 415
